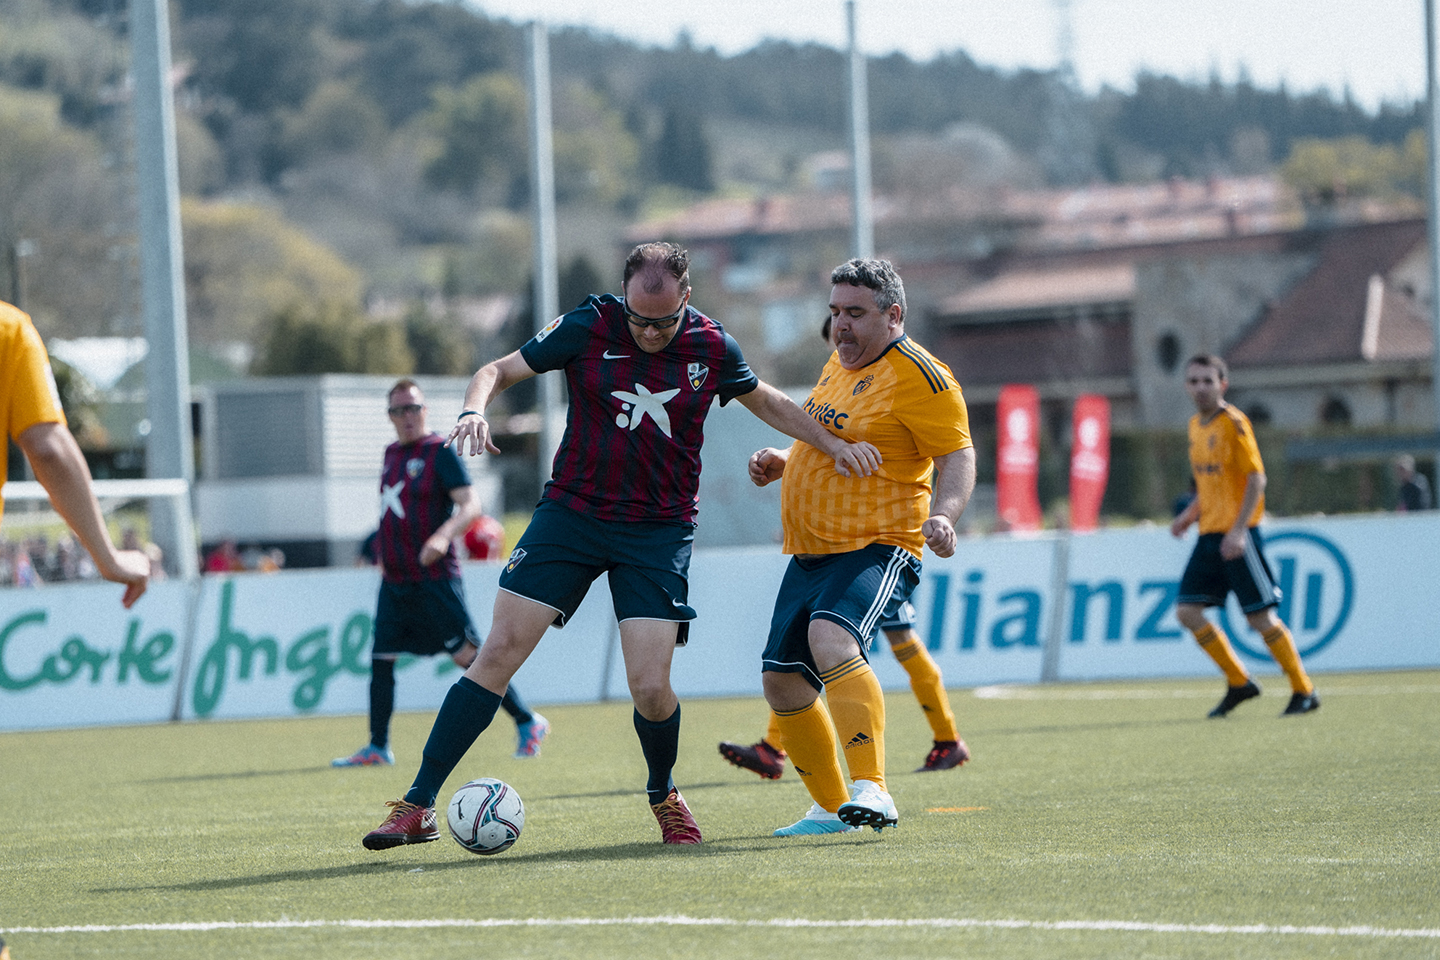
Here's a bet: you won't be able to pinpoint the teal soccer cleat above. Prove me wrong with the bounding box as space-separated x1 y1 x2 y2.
773 803 862 836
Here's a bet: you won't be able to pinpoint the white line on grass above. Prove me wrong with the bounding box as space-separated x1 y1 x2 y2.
6 917 1440 939
971 683 1440 700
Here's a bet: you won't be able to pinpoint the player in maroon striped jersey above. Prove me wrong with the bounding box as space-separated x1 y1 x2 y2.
362 242 879 849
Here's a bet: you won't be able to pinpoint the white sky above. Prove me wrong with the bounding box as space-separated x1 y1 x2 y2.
469 0 1427 111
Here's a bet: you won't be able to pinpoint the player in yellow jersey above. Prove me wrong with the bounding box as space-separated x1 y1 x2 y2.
750 259 976 836
1 300 149 606
1170 354 1319 717
720 313 971 781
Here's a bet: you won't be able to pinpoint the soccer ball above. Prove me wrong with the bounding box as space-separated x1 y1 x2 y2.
447 778 524 855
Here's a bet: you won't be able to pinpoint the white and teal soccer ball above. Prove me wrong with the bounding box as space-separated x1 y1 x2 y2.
447 778 524 855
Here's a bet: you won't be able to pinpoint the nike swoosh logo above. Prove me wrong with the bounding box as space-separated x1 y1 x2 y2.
603 350 630 359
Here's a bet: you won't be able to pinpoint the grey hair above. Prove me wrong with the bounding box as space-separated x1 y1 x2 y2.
831 258 906 321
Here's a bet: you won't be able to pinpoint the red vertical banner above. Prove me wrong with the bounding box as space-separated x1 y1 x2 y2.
1069 394 1111 532
996 384 1042 531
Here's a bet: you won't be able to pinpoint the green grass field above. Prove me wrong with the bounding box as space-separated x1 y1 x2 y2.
2 670 1438 960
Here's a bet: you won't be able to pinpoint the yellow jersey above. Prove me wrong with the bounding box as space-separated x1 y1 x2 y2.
1188 403 1264 534
781 336 971 558
1 301 66 524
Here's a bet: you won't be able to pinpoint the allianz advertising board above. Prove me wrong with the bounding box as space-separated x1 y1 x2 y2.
0 515 1436 730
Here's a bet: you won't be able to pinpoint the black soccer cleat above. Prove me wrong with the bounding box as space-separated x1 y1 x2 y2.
1281 691 1320 716
1207 679 1262 718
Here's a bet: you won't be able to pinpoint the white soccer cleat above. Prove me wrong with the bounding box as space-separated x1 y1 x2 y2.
773 802 862 837
836 779 899 832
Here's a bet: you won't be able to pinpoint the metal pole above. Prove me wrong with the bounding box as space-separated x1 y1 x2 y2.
8 241 30 310
131 0 198 580
527 21 562 496
1427 0 1440 451
846 0 874 260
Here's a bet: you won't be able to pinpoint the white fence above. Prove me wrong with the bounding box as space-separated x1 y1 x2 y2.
2 513 1437 731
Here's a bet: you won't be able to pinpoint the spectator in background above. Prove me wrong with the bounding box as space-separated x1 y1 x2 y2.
1393 455 1432 512
204 539 243 573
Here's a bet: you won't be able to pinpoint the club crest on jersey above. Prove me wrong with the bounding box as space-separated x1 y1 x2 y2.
505 547 527 572
853 374 875 396
406 457 425 478
534 316 563 343
687 362 709 390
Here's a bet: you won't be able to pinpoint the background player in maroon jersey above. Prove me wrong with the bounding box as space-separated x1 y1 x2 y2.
333 379 548 768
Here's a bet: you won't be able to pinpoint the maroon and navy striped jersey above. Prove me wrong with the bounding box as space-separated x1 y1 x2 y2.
520 294 759 524
378 433 471 582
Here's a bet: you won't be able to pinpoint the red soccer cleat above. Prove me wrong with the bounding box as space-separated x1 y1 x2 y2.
362 799 439 850
916 739 970 772
718 739 787 780
650 788 702 844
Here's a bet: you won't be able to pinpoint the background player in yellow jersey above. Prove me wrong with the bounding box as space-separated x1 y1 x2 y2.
1 299 149 606
749 258 976 836
1170 354 1319 717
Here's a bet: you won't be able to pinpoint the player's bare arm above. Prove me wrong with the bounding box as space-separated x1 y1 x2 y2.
1170 496 1200 537
16 421 150 607
922 446 976 559
1221 471 1266 560
420 485 482 567
735 380 881 478
449 351 540 456
748 446 790 487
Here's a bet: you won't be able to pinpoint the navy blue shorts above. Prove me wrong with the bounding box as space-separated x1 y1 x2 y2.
373 578 479 658
878 596 917 633
1177 528 1282 613
761 544 921 691
498 499 697 645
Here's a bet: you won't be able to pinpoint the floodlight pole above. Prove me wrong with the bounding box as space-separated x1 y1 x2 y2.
527 21 562 496
846 0 874 260
1427 0 1440 451
131 0 198 580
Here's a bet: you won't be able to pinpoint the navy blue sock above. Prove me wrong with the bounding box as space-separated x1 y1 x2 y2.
404 676 502 808
633 704 681 805
368 659 396 751
499 687 533 725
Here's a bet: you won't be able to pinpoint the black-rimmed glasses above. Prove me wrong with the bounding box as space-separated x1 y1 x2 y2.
624 302 687 329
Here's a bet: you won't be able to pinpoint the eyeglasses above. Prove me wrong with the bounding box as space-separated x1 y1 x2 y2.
624 301 687 329
387 403 424 416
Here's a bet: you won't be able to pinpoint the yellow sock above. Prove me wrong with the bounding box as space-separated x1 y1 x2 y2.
1193 623 1250 686
821 656 886 792
772 699 850 812
1263 624 1314 695
889 631 959 742
764 711 784 753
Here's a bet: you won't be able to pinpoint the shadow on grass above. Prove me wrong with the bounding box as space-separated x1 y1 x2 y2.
89 836 798 894
535 780 733 802
977 716 1203 738
137 766 335 784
